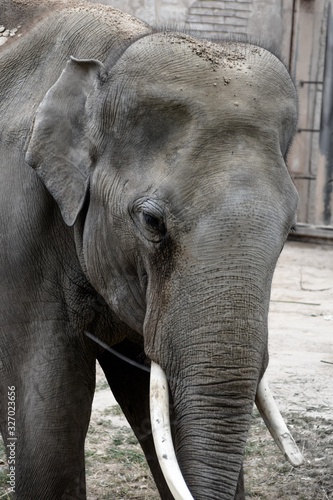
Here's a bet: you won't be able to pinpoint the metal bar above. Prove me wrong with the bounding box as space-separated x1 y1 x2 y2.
293 175 317 180
297 128 320 133
288 0 298 75
299 80 323 86
84 331 150 372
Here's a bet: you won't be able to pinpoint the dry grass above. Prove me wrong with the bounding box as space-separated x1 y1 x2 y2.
85 413 158 500
244 409 333 499
1 405 332 499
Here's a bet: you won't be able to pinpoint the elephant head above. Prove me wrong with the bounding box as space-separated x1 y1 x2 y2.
26 32 300 499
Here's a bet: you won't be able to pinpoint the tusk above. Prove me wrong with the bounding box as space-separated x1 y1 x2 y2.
150 361 195 500
255 374 304 466
150 364 302 499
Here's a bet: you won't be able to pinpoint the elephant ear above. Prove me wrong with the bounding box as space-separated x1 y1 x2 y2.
25 57 106 226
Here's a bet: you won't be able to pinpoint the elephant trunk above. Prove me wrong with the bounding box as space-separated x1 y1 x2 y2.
170 334 261 499
145 268 269 500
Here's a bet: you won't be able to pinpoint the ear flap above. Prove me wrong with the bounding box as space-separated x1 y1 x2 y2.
25 57 106 226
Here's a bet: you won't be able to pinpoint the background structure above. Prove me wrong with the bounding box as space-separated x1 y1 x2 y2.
89 0 333 241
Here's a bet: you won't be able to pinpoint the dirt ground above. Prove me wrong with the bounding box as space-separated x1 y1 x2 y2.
245 240 333 499
267 241 332 418
0 240 332 499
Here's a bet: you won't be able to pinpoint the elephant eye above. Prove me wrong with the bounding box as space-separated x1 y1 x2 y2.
143 211 165 234
131 199 167 243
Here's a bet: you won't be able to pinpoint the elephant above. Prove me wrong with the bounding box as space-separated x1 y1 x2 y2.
0 1 303 499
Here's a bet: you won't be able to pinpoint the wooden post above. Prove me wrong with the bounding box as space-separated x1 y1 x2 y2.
316 0 333 225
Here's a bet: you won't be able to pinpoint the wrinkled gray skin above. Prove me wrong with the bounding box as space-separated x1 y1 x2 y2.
0 1 298 499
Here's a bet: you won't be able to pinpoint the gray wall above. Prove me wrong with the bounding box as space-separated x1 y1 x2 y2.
88 0 285 48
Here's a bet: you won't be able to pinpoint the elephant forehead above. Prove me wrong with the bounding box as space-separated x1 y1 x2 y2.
106 34 297 137
110 33 296 106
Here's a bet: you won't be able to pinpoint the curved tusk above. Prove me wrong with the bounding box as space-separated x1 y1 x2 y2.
150 361 195 500
255 374 304 466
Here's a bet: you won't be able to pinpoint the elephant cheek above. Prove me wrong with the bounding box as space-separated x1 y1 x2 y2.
83 225 148 334
103 274 147 334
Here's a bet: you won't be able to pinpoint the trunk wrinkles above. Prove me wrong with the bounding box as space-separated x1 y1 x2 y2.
145 256 272 499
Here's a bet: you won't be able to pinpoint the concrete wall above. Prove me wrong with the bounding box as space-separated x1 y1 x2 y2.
88 0 192 24
185 0 251 38
88 0 156 23
88 0 285 49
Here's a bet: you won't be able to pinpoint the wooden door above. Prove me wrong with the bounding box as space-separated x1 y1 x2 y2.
287 0 333 241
